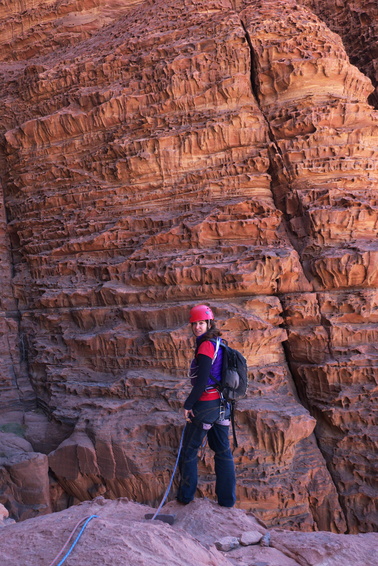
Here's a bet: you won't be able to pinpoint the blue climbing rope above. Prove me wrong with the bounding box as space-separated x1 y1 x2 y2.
53 514 98 566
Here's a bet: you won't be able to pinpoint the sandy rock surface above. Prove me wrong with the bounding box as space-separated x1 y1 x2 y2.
1 497 377 566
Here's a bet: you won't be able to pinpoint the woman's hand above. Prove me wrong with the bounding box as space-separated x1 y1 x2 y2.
184 409 194 422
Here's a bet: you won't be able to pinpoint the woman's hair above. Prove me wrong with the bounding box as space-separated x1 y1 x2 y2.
196 320 222 344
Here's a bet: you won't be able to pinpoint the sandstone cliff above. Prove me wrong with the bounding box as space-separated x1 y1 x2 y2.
0 0 377 535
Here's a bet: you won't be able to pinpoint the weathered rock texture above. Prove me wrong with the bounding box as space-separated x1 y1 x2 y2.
1 498 378 566
300 0 378 108
0 0 377 535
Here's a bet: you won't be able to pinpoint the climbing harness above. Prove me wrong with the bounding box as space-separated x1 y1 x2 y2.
145 424 186 525
48 514 98 566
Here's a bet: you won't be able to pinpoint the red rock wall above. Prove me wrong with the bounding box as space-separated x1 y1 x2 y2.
0 0 376 532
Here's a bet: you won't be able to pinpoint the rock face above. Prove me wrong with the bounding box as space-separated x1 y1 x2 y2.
0 0 377 534
0 432 51 520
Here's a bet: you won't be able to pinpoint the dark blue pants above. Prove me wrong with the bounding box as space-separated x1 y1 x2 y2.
177 399 236 507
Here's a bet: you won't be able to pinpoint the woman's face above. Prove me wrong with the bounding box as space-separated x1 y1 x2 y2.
191 320 208 337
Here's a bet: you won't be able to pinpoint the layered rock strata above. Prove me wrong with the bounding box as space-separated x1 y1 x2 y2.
0 0 376 534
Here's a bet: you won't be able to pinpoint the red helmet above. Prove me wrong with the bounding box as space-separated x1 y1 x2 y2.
189 304 214 323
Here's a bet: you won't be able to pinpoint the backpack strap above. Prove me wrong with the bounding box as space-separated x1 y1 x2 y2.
230 400 238 449
211 337 221 364
207 338 222 388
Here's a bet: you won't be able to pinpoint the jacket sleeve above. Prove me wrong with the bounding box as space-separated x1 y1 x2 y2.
183 354 213 410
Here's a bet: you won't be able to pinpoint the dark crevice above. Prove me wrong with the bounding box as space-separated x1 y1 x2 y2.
241 21 294 181
368 90 378 109
240 21 261 105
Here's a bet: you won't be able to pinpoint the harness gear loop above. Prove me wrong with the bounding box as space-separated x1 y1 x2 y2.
219 396 226 421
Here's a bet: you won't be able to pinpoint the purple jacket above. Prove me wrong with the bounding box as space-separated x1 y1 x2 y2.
189 337 223 388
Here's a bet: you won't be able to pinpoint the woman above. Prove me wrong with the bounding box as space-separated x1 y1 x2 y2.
177 304 236 507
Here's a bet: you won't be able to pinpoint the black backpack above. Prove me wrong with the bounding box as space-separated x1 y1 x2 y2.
218 342 248 401
211 339 248 447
